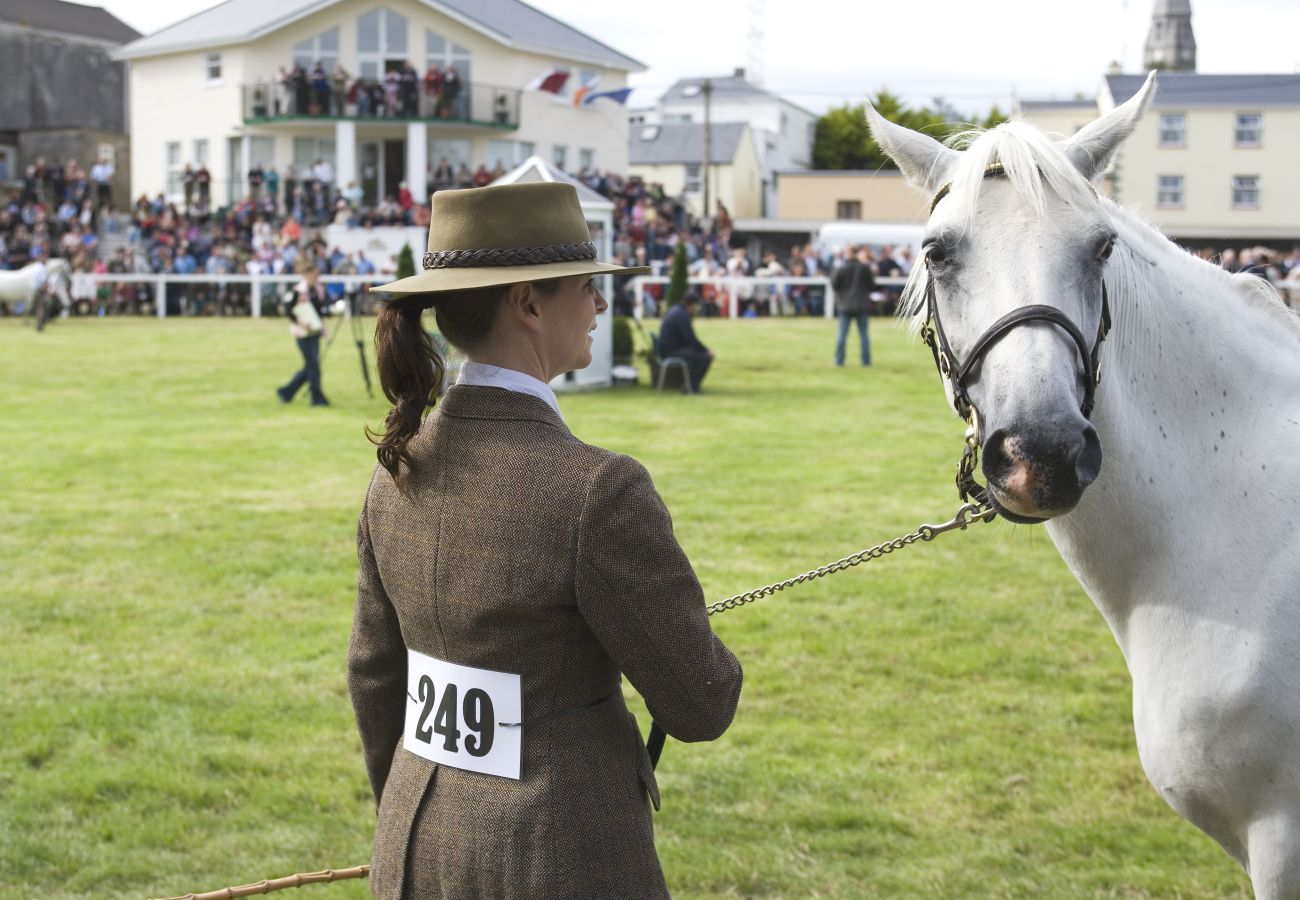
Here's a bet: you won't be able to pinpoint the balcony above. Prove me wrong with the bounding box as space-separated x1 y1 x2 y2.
241 81 520 130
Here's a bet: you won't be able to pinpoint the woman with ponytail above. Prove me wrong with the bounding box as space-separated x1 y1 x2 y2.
348 182 742 899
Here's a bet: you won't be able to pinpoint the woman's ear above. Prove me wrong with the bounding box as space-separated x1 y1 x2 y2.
504 282 542 332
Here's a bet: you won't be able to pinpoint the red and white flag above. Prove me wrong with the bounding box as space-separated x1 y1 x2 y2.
525 69 570 94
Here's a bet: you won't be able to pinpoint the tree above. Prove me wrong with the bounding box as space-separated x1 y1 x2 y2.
665 240 689 308
812 90 1009 171
396 243 416 280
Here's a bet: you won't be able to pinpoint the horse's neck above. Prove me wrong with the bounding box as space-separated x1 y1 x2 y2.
1047 211 1300 645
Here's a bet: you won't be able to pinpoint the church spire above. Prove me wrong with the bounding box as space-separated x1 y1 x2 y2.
1143 0 1196 71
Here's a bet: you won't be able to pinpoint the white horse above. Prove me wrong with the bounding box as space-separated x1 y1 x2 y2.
0 258 72 325
867 74 1300 898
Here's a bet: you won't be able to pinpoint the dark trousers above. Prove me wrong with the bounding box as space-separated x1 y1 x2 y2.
279 334 328 405
835 312 871 366
670 349 712 391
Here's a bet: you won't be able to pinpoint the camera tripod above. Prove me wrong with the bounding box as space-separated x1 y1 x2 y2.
320 290 374 398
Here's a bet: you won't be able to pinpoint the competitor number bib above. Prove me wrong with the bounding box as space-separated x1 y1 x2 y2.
403 649 522 779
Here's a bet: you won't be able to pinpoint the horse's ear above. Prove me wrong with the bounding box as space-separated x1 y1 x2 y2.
864 102 958 196
1063 71 1157 181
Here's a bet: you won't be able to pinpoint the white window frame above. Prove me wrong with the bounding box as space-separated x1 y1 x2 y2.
518 141 536 160
192 139 209 166
1158 113 1185 148
552 144 568 170
204 53 222 84
1235 112 1262 147
1232 175 1259 209
293 27 340 72
684 163 701 193
1157 174 1184 208
425 29 471 85
357 9 408 80
579 148 595 171
166 141 184 201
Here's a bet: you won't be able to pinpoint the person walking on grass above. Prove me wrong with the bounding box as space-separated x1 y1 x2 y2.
276 265 330 406
349 182 742 899
831 244 876 366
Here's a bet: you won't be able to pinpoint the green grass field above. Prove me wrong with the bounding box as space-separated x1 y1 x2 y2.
0 314 1251 899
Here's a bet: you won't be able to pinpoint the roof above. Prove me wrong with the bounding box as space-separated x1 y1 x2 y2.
660 70 816 117
1017 99 1097 110
492 155 613 210
113 0 644 70
629 122 748 166
1107 72 1300 107
0 0 139 44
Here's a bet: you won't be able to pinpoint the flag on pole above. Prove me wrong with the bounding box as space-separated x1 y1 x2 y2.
524 69 570 94
582 87 633 106
572 74 601 108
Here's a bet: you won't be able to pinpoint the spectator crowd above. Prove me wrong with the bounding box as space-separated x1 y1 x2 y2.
252 59 498 123
5 147 1300 318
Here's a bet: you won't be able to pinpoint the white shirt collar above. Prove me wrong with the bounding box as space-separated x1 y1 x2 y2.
456 361 563 421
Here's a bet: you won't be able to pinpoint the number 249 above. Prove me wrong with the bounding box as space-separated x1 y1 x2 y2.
414 676 494 757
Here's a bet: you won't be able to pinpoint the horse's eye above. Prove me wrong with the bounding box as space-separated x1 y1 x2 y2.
925 244 948 268
1097 235 1116 262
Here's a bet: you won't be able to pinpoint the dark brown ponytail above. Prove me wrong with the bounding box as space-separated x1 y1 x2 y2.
368 285 519 487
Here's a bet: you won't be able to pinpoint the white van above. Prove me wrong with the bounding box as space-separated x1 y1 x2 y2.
813 222 924 259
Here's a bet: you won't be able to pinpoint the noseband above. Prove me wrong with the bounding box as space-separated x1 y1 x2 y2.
920 163 1112 505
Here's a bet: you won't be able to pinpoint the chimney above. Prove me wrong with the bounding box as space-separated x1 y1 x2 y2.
733 67 746 79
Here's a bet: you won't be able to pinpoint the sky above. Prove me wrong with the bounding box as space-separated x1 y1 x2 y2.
99 0 1300 116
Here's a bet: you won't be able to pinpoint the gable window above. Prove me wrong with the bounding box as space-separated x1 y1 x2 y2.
684 163 701 193
294 27 340 72
1235 113 1262 147
358 9 408 80
205 53 222 82
836 200 862 220
1157 174 1184 208
1232 175 1259 209
1158 113 1185 147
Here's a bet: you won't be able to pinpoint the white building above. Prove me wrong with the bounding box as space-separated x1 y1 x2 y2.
1017 74 1300 245
113 0 643 208
635 68 816 217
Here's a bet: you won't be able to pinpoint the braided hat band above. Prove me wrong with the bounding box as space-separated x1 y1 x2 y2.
423 241 597 270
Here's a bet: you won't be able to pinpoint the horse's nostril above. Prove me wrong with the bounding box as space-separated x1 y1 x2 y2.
1076 425 1102 489
982 428 1016 481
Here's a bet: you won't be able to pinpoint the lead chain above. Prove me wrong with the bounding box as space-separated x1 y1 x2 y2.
706 502 994 617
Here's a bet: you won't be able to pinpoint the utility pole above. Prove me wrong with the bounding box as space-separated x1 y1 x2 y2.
702 78 712 224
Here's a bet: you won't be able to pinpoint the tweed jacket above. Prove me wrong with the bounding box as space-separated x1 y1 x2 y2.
348 384 743 899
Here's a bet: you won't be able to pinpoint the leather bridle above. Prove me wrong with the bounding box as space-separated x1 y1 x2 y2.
919 163 1113 507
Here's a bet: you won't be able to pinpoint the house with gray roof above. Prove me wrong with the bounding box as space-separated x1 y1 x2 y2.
636 68 815 217
112 0 643 208
1015 0 1300 244
0 0 139 200
628 121 763 220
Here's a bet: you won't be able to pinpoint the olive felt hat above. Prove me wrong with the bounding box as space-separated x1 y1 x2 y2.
373 181 650 295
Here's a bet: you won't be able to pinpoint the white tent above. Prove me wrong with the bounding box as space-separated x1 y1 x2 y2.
492 156 616 392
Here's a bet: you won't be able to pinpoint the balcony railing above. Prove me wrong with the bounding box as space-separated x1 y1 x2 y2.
242 81 520 129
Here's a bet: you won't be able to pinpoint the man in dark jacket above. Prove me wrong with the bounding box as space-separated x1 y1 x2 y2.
831 244 876 366
659 293 713 392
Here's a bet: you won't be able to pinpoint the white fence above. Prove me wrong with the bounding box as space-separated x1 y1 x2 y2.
630 275 909 320
65 273 390 318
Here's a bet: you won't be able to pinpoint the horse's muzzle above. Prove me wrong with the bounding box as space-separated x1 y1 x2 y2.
981 422 1102 522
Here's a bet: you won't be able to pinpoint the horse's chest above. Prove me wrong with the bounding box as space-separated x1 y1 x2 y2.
1127 620 1298 857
